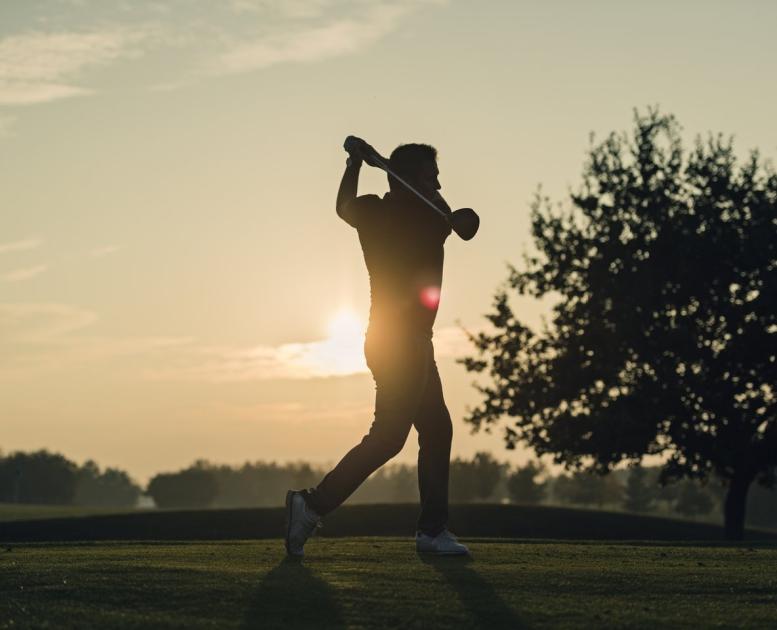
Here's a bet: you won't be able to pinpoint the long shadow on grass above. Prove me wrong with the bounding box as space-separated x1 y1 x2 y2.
419 554 528 629
242 557 343 629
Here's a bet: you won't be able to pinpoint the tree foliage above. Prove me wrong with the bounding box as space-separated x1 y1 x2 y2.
673 479 716 518
207 461 320 508
0 450 78 504
506 461 547 505
74 460 142 507
623 466 657 513
147 460 218 509
461 109 777 539
449 451 507 503
553 471 623 507
0 450 140 507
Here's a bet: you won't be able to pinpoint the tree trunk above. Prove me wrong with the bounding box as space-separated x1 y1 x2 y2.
723 473 753 541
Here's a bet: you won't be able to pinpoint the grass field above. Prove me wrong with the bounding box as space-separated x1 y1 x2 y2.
2 538 777 629
2 505 775 628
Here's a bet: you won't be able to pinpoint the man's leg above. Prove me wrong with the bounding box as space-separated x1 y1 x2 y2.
304 337 430 517
413 340 453 537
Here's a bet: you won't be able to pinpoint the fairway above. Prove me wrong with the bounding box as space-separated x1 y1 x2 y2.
1 539 776 629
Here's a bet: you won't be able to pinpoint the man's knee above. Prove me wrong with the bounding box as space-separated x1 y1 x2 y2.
440 414 453 443
362 428 408 460
418 410 453 446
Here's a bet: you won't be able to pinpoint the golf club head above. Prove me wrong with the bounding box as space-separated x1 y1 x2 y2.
451 208 479 241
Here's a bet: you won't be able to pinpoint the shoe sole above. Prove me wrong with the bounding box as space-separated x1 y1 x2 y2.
416 549 470 556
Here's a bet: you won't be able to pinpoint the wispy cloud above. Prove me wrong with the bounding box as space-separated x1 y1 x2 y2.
1 303 476 383
147 335 368 382
0 301 190 377
209 400 373 427
214 2 434 75
1 264 48 283
432 325 482 360
0 237 43 254
0 1 447 104
145 323 481 383
0 29 148 105
0 302 97 342
227 0 332 19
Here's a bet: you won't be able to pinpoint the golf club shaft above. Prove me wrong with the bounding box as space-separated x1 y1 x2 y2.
368 153 451 222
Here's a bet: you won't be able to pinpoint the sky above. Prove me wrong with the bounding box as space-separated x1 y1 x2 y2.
1 0 776 483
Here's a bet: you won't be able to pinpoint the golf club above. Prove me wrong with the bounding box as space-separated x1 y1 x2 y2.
344 136 479 241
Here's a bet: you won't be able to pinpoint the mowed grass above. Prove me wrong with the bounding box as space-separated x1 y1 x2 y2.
1 539 776 629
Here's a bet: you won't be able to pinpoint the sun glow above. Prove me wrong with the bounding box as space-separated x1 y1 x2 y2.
327 309 365 341
293 308 367 376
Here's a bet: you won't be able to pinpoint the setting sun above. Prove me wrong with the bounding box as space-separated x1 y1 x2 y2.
290 309 367 377
315 309 367 375
326 309 365 342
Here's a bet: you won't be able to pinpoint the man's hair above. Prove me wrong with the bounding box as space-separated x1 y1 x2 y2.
388 143 438 179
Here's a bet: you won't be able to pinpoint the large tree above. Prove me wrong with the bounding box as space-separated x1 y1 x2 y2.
461 109 776 539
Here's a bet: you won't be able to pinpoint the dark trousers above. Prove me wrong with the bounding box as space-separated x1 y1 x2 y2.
304 331 453 536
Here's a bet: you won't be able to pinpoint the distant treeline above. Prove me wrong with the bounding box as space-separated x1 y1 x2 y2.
0 451 141 508
1 449 775 529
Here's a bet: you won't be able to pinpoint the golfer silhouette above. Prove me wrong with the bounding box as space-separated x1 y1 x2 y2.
285 136 479 557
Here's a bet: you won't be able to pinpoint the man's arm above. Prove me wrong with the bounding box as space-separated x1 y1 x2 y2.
336 156 362 226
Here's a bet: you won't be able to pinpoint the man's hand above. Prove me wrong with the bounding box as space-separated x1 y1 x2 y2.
343 136 364 166
343 136 384 168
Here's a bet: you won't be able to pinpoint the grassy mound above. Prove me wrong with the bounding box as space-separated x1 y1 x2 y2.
0 503 132 522
1 503 775 543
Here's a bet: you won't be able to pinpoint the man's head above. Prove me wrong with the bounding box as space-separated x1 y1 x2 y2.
388 143 440 199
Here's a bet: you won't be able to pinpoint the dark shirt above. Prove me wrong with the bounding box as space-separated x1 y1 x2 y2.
341 192 452 339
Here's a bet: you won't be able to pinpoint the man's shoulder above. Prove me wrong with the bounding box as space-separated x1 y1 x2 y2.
347 194 384 213
350 194 386 228
339 194 384 229
354 194 384 206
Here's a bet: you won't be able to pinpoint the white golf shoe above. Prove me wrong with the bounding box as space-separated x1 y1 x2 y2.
284 490 322 558
416 529 470 555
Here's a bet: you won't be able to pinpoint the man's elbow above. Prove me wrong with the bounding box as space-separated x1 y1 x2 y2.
336 199 352 221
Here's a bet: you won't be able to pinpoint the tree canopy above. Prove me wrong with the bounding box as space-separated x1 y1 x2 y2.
461 109 776 539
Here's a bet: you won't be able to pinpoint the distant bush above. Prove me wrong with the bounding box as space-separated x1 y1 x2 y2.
350 464 418 504
0 450 140 508
623 467 657 513
74 460 142 508
450 452 508 503
672 480 717 519
746 481 777 530
209 461 321 508
552 471 623 508
507 461 547 505
147 461 219 509
0 450 78 504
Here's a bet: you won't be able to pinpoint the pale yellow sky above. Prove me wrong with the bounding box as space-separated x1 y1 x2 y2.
2 0 776 482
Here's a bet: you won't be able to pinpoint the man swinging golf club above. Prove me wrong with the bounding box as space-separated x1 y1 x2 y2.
285 136 479 557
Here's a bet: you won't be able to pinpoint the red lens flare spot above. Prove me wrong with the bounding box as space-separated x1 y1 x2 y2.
419 286 441 310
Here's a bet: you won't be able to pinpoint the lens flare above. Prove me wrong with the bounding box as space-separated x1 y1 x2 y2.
419 286 441 310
